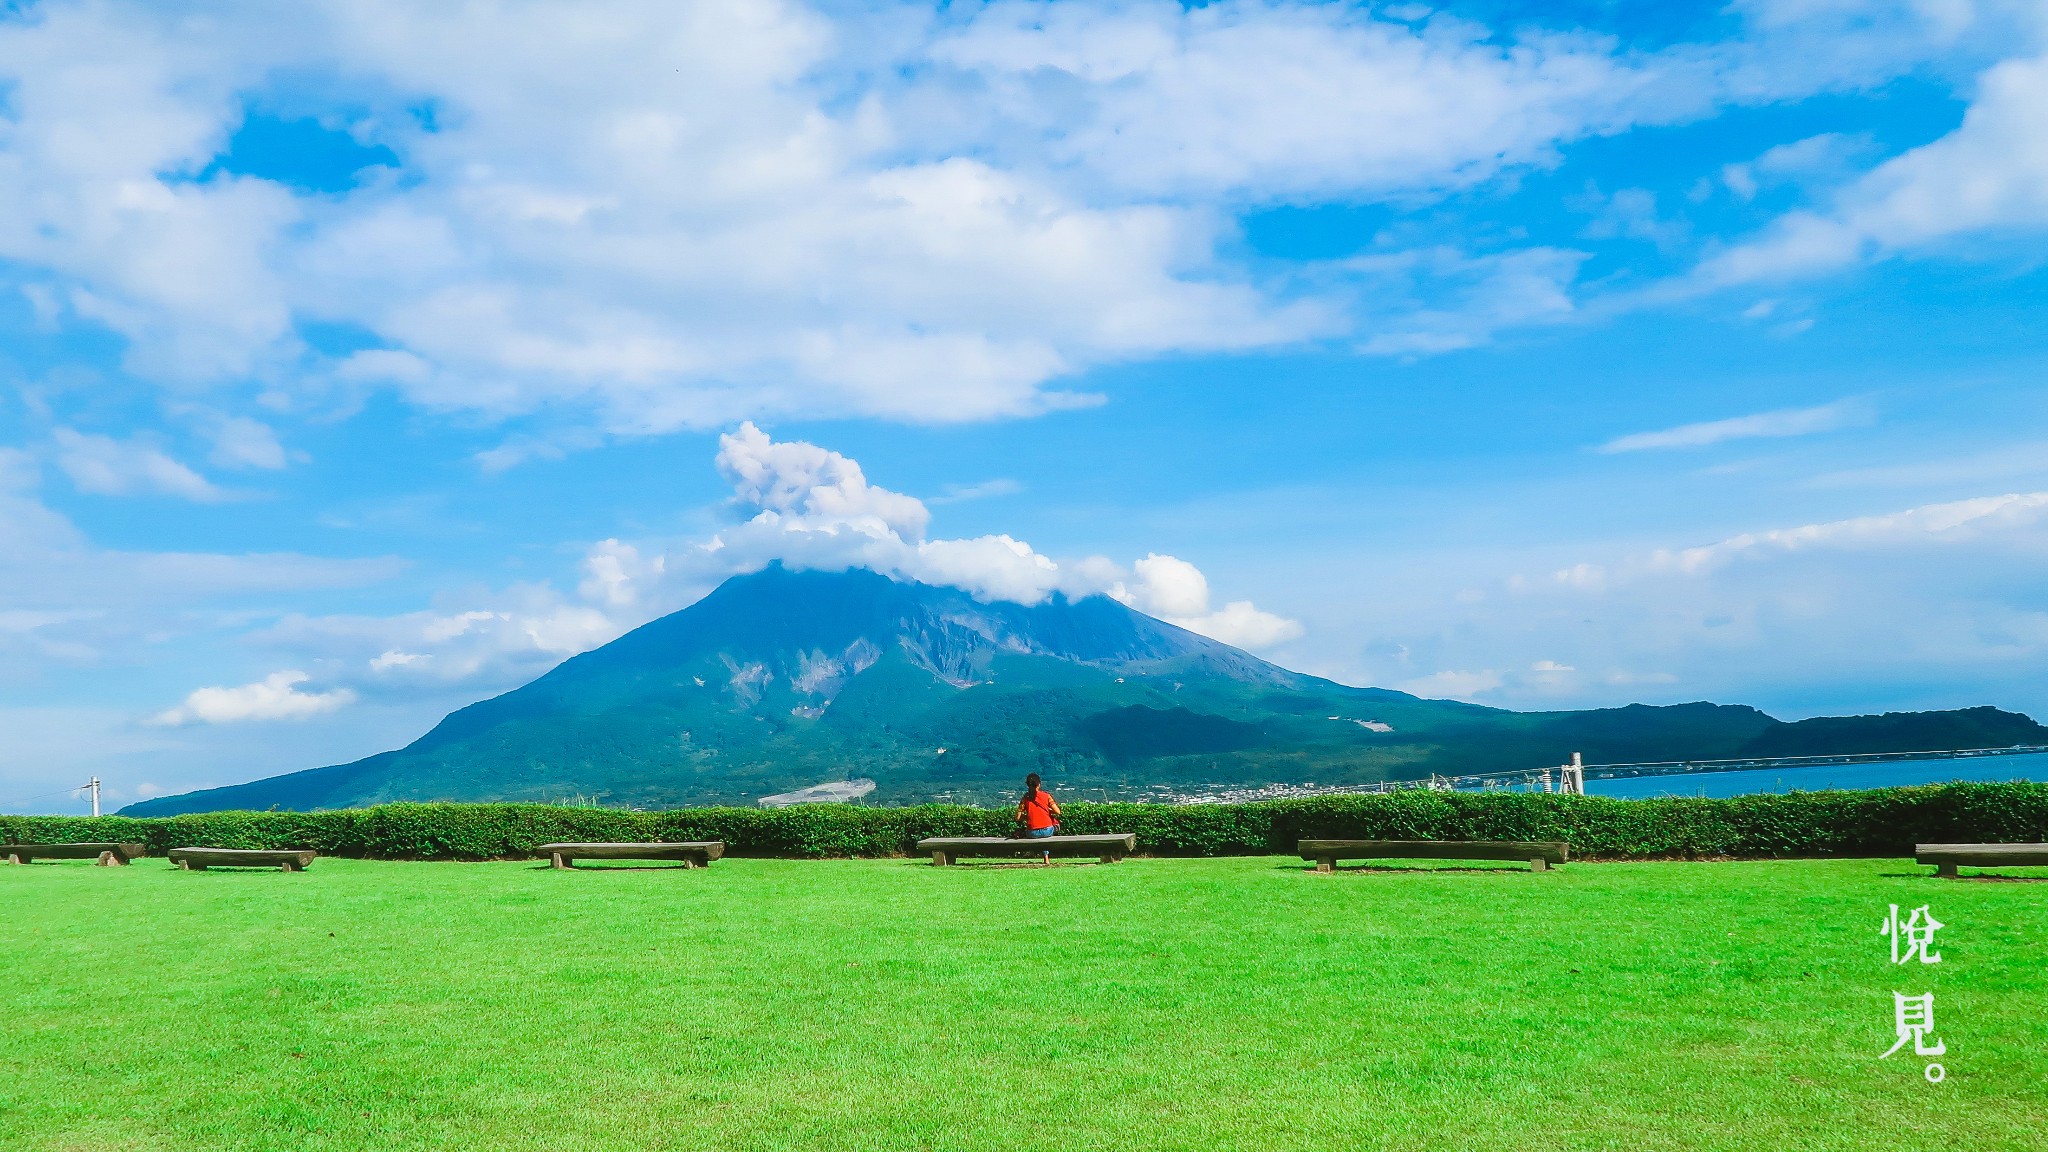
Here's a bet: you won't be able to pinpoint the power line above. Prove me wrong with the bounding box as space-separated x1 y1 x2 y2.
0 783 96 811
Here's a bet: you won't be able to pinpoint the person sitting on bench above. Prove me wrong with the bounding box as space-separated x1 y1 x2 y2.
1015 773 1062 863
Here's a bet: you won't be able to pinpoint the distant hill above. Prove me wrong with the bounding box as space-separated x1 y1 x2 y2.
123 566 2048 814
1740 706 2048 758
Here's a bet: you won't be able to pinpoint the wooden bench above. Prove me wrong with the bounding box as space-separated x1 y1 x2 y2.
2 842 147 866
1299 839 1569 873
1916 842 2048 878
169 848 317 871
914 834 1137 866
535 841 725 869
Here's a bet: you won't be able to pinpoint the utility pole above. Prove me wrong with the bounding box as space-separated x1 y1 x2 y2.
88 776 101 817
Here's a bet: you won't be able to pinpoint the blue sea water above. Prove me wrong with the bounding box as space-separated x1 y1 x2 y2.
1586 752 2048 800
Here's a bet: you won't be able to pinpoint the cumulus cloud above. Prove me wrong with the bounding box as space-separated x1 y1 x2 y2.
0 0 2015 440
703 422 1067 603
52 428 225 500
716 422 931 541
0 0 1323 432
703 425 1301 645
1597 399 1868 452
1112 553 1304 649
152 671 356 725
1119 554 1213 618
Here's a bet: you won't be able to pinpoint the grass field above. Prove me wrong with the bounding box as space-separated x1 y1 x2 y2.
6 855 2045 1151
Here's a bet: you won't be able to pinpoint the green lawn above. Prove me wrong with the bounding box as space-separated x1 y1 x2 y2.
5 855 2044 1151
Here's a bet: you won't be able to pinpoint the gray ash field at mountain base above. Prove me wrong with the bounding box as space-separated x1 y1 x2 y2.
124 566 2048 815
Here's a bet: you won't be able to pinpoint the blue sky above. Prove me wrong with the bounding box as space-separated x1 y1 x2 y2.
4 0 2048 811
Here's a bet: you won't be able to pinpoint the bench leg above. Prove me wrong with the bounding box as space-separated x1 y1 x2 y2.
6 852 26 866
930 851 951 867
1529 857 1549 872
1099 854 1123 864
281 861 300 872
1315 857 1334 873
551 852 571 870
1937 862 1958 879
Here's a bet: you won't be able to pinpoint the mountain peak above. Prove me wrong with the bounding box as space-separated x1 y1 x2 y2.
120 564 2048 816
569 563 1294 698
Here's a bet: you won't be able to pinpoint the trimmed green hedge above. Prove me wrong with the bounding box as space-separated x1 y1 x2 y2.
5 782 2045 861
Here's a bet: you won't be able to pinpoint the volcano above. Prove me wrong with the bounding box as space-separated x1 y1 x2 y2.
124 565 2048 814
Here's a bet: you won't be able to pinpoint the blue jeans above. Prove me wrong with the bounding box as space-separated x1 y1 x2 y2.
1025 824 1059 838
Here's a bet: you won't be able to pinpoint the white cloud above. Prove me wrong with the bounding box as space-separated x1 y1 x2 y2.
1111 552 1303 649
1719 132 1872 201
262 585 636 697
1344 247 1587 356
704 421 1084 604
1290 483 2048 716
1399 668 1506 700
51 427 225 500
1597 399 1868 452
0 0 2011 436
1648 490 2048 574
1176 600 1308 650
926 1 1677 202
1120 553 1212 619
716 421 931 541
152 671 356 725
244 424 1305 704
0 3 300 382
1808 440 2048 489
203 416 289 471
0 454 404 679
1535 491 2048 603
928 478 1023 504
1700 50 2048 284
908 533 1066 605
577 540 667 610
1580 186 1689 250
700 422 1073 604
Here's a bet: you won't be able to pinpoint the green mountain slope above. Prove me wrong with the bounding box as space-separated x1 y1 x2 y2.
122 566 2048 814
